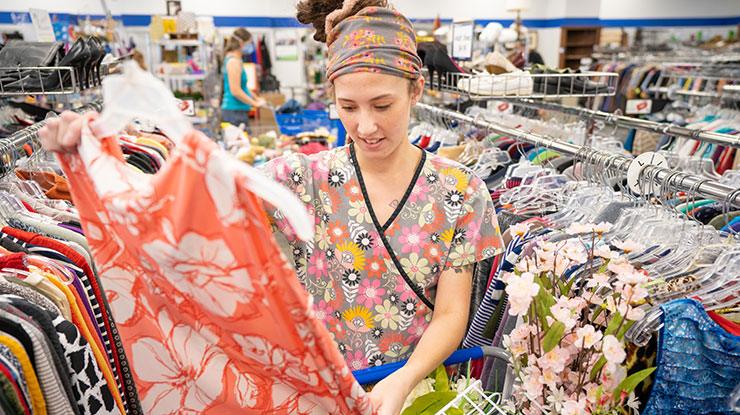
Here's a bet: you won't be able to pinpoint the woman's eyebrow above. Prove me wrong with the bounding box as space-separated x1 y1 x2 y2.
337 93 394 103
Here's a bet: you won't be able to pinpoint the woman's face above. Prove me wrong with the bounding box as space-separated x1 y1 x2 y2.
334 72 423 160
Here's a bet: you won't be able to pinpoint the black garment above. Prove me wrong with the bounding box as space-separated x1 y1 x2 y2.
528 50 544 66
0 316 36 367
61 220 83 229
0 238 28 254
468 257 494 335
0 301 81 415
260 35 272 72
694 203 724 225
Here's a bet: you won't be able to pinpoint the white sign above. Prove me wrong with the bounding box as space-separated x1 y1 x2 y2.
29 8 56 42
452 21 474 61
487 100 513 114
275 30 299 61
175 99 195 116
627 152 667 195
626 99 653 115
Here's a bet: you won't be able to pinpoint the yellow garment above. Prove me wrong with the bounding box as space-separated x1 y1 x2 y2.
0 335 46 415
136 137 169 159
39 271 126 414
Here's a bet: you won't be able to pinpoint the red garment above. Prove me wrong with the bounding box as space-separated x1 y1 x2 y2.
718 148 736 175
0 253 28 272
56 113 374 414
706 309 740 336
20 201 36 214
419 135 431 148
0 360 30 415
1 227 126 408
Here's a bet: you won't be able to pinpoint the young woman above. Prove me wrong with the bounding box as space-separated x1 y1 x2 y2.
39 2 504 414
257 1 504 413
221 28 266 130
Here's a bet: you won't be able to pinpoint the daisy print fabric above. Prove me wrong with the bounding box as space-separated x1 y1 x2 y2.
259 143 504 370
57 113 374 415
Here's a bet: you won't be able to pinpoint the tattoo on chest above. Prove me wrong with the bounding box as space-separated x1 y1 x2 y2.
390 200 399 208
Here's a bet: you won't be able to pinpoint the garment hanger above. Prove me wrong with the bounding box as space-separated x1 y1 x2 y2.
82 61 315 242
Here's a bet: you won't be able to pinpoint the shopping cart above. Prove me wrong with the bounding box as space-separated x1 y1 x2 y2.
272 108 347 145
352 346 512 415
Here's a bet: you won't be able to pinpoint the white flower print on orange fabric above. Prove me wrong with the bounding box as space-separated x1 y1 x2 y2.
132 314 229 414
143 233 253 318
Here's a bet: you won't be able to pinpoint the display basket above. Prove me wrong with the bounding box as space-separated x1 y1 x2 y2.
425 70 619 99
274 109 342 136
352 346 510 415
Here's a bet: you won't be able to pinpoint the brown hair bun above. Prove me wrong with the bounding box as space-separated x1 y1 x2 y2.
296 0 389 42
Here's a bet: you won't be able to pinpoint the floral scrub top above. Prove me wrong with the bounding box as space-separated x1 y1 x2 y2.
259 143 504 370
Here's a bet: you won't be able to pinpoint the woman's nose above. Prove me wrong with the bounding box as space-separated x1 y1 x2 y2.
356 110 378 137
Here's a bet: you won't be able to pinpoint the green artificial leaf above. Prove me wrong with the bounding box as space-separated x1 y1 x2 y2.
433 364 449 392
534 275 556 330
445 408 464 415
564 275 578 294
590 305 606 323
542 322 566 353
597 261 609 274
590 356 606 381
612 367 657 404
595 385 604 402
401 391 458 415
605 311 623 336
616 320 636 341
557 280 568 297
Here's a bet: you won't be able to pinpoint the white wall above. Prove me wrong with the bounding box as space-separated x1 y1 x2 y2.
599 0 739 19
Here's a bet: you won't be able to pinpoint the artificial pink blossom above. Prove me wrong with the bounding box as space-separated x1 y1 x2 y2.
614 239 644 253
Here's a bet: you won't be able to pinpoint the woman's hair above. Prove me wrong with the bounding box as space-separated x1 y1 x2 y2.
224 28 252 54
296 0 389 43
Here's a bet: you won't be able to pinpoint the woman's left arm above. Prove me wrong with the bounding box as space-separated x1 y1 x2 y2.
368 264 473 415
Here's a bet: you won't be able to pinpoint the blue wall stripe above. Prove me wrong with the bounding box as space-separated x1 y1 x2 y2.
1 11 738 29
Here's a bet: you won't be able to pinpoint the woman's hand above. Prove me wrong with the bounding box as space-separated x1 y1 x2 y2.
39 110 88 153
368 368 413 415
255 97 267 108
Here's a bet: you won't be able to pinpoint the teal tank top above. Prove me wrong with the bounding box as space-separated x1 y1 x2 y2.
222 56 253 111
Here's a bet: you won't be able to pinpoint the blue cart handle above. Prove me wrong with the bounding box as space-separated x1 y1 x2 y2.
352 347 485 385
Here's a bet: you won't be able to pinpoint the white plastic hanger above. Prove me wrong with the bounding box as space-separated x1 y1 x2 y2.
87 62 314 241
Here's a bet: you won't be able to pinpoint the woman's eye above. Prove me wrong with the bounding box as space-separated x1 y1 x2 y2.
341 106 356 112
375 105 391 111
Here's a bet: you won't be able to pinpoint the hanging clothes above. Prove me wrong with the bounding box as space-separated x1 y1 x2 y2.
55 113 375 414
643 298 740 415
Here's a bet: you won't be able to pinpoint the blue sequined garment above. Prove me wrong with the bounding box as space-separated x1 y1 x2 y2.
643 298 740 415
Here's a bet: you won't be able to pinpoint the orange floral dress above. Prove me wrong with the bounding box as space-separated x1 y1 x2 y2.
57 113 375 415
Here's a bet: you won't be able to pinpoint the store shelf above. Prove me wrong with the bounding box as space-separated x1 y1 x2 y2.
0 66 81 96
425 70 618 99
159 40 201 47
157 73 206 81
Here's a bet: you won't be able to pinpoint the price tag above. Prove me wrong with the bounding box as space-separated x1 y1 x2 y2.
626 99 652 115
175 99 195 116
488 100 513 114
451 20 474 61
29 9 56 41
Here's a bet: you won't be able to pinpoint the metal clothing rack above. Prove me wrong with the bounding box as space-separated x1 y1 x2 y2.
503 98 740 149
416 102 740 208
2 100 103 169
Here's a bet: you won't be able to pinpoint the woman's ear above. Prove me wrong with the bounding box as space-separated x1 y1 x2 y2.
411 76 424 106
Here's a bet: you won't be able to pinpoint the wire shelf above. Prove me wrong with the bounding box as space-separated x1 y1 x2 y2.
650 69 740 101
0 65 89 96
425 70 618 99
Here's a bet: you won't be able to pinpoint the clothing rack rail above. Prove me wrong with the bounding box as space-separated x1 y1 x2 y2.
501 98 740 149
4 100 103 152
416 102 740 208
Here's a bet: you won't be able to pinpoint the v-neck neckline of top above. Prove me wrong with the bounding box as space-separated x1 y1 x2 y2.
349 142 427 232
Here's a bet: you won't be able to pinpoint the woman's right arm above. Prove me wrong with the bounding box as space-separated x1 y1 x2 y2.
226 59 266 108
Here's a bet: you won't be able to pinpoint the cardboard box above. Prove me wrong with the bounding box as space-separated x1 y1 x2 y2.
258 92 286 124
